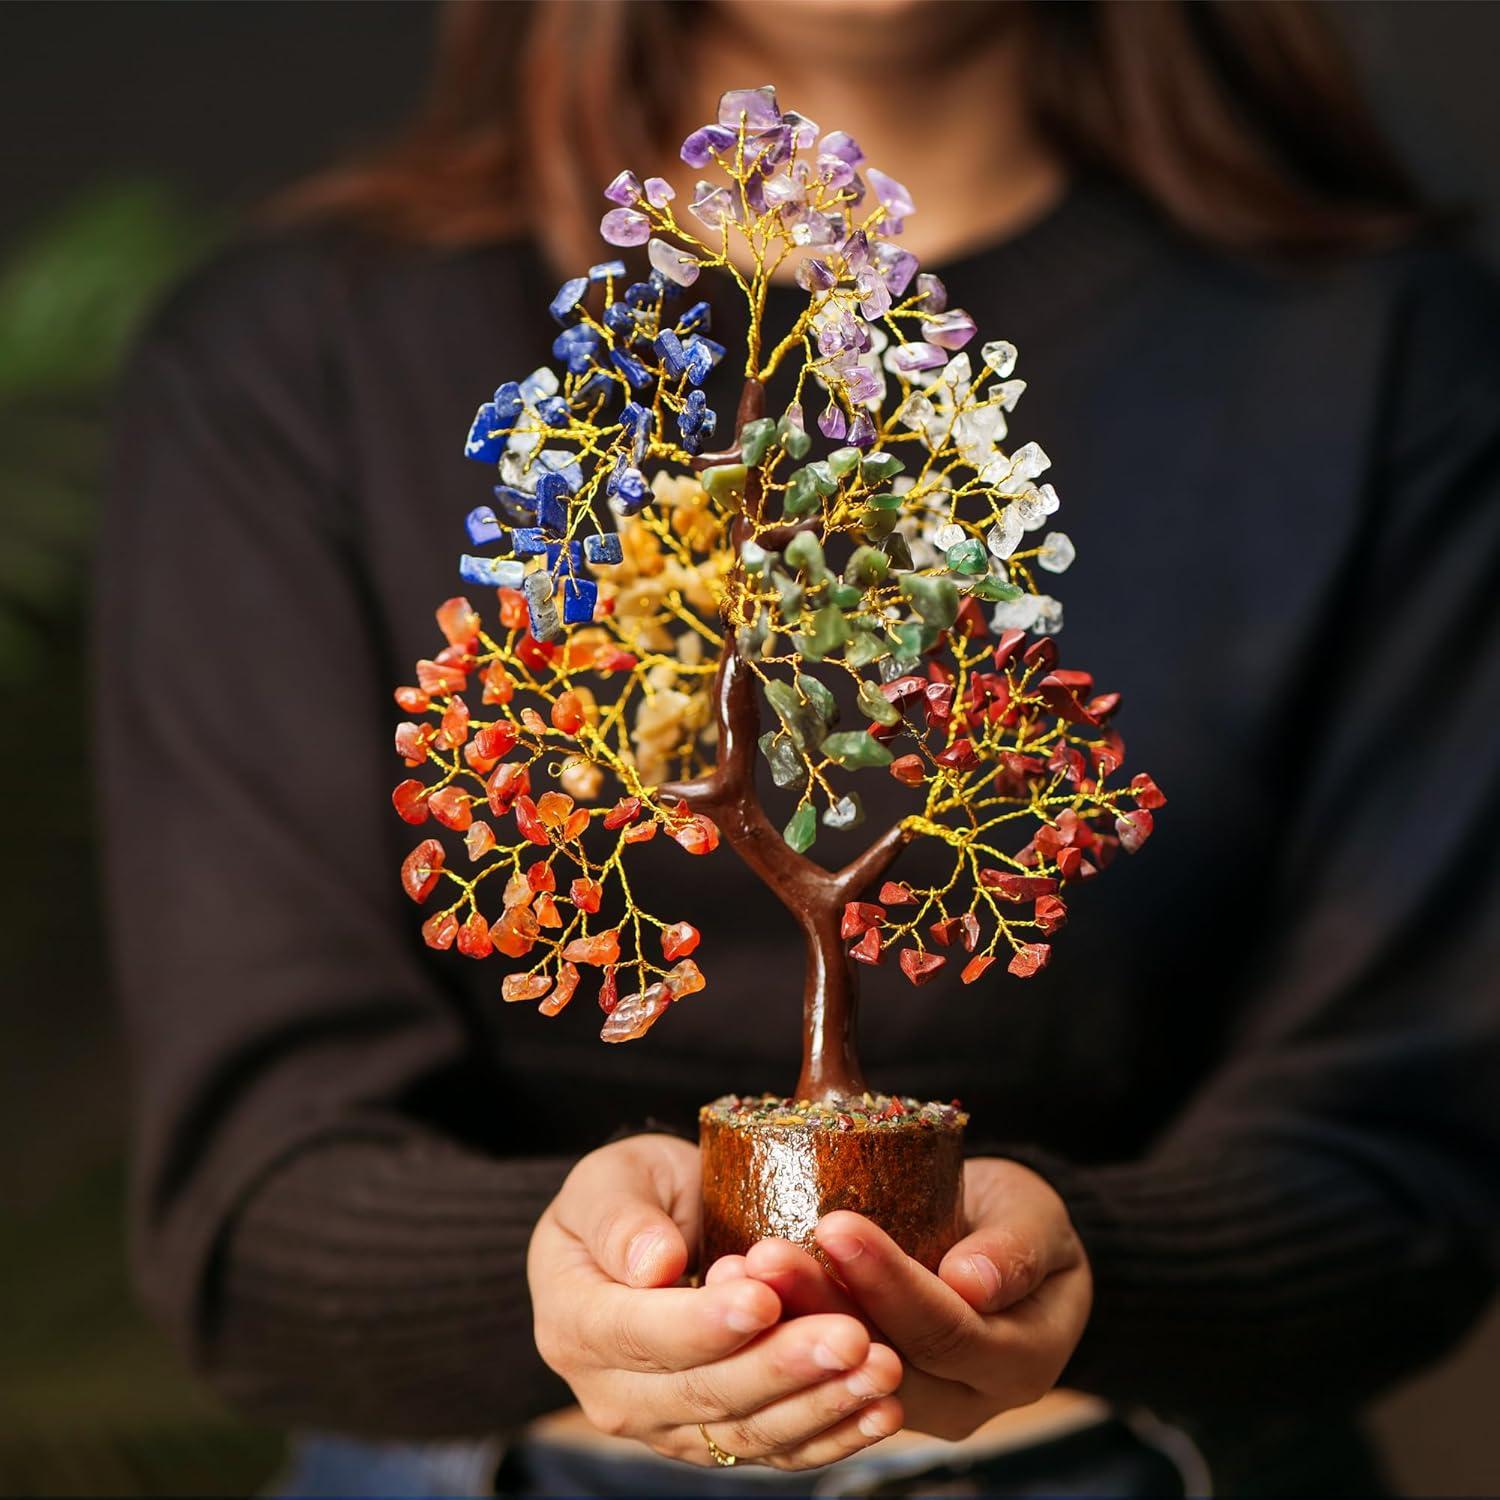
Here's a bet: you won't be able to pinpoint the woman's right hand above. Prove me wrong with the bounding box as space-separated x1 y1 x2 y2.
527 1134 904 1470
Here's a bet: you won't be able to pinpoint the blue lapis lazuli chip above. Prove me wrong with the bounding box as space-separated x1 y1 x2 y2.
561 578 599 624
584 533 623 566
466 506 505 545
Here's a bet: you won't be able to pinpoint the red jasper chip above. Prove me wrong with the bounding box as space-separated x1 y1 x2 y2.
979 871 1059 901
672 815 720 855
392 779 430 825
416 658 467 696
935 739 979 771
401 839 445 903
927 659 955 686
1048 744 1087 785
597 967 620 1013
603 795 642 829
867 719 902 744
890 754 926 788
486 761 530 815
992 628 1028 671
551 690 585 735
961 954 998 984
562 929 622 966
540 962 581 1016
502 970 552 1003
923 682 954 728
840 901 886 939
1130 773 1167 809
953 596 988 639
436 597 481 648
959 912 981 951
514 795 551 846
497 588 528 630
898 948 946 985
394 685 430 713
1037 675 1097 726
465 821 496 861
880 675 927 707
1116 809 1154 852
849 927 884 965
1093 731 1126 776
661 922 701 961
1034 894 1069 934
428 786 473 831
456 909 493 959
929 917 962 947
571 877 602 913
1057 846 1084 880
878 881 917 905
1021 638 1057 672
1086 691 1122 721
1007 942 1051 978
421 910 459 950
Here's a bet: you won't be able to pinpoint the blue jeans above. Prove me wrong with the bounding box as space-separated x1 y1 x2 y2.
269 1416 1194 1497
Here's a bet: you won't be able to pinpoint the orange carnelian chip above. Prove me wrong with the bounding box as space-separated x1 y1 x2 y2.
502 970 552 1003
497 587 528 630
661 922 700 961
492 908 539 958
540 962 581 1016
535 791 575 827
474 723 518 760
465 820 496 861
486 762 530 815
401 839 445 903
482 662 515 705
622 820 658 844
672 815 720 855
502 873 533 908
416 658 467 696
514 795 551 845
664 958 705 997
394 685 430 713
392 779 429 825
421 910 459 950
526 861 556 892
457 910 493 958
562 930 621 966
428 786 473 832
597 967 619 1013
534 893 562 928
599 982 671 1042
551 691 585 735
436 597 481 648
603 796 642 829
571 878 602 914
395 722 436 766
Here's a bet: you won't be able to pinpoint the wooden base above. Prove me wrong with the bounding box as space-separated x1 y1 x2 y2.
699 1094 966 1272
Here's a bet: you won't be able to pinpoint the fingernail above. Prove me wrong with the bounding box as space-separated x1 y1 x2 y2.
724 1294 772 1335
812 1341 852 1371
967 1253 1002 1304
626 1230 662 1281
846 1369 881 1399
858 1408 892 1439
821 1233 863 1263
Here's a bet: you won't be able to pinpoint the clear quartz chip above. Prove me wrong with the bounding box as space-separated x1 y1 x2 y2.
1037 531 1076 573
981 340 1018 378
1031 595 1064 635
991 592 1043 631
986 506 1024 559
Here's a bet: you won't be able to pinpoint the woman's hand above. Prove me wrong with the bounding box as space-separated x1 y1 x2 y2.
724 1157 1092 1441
527 1134 904 1469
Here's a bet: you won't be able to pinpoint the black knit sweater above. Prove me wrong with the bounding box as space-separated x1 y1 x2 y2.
96 183 1500 1457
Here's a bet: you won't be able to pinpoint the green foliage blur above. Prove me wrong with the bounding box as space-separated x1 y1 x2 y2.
0 184 281 1497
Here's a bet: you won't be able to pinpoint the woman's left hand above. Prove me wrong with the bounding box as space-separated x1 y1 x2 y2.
714 1158 1092 1441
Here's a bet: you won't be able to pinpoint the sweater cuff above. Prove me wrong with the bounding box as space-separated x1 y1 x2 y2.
207 1136 576 1437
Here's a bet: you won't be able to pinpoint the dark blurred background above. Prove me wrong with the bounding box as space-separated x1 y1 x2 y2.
0 3 1496 1495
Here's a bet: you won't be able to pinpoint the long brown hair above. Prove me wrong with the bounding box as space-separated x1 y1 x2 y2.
283 0 1426 266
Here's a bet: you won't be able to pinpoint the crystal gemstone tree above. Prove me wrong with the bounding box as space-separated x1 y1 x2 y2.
391 86 1164 1268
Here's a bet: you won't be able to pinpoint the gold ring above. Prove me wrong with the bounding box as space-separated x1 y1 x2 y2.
697 1423 739 1467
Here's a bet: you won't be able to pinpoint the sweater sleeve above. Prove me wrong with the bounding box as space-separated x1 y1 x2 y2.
1006 254 1500 1419
96 247 573 1436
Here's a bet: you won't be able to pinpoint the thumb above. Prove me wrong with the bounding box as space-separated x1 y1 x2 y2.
552 1134 697 1288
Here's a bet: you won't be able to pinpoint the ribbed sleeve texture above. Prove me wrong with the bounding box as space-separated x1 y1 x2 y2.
208 1141 574 1434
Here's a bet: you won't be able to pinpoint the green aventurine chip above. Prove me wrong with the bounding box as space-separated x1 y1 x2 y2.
820 730 894 769
783 802 817 853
